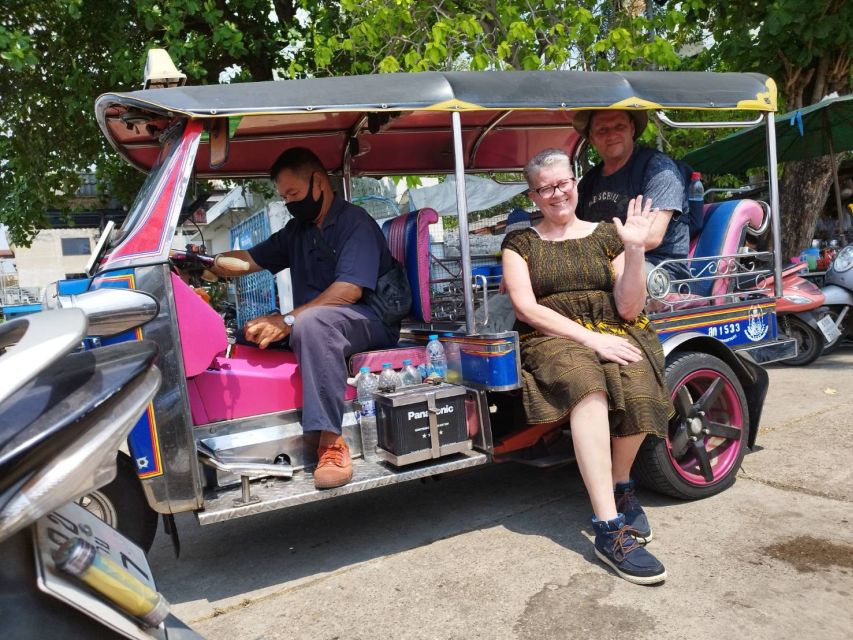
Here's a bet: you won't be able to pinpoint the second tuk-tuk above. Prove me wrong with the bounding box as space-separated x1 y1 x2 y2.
47 56 795 552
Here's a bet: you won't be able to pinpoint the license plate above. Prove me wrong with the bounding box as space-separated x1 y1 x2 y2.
817 314 842 343
33 501 166 640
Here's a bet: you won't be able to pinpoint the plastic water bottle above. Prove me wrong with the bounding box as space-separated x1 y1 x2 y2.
442 332 462 383
425 334 447 381
355 366 379 462
400 359 422 387
687 171 705 235
355 366 378 417
377 362 400 393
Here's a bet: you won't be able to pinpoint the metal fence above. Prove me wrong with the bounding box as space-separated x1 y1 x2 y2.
230 209 277 327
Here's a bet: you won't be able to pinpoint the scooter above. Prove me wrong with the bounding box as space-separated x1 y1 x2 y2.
752 262 828 366
0 299 203 638
819 242 853 354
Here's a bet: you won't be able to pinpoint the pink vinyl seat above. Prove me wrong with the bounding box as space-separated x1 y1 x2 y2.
647 199 766 312
171 274 346 425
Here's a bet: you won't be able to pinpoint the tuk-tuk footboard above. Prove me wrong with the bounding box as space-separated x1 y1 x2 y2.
196 450 488 525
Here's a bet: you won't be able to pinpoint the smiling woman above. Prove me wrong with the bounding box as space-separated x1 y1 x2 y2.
501 147 672 585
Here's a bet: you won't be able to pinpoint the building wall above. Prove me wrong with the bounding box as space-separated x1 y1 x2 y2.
13 227 101 294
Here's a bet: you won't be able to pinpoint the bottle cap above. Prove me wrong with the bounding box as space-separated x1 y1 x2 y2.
428 334 438 340
359 366 370 373
691 171 701 180
403 359 412 365
382 362 392 368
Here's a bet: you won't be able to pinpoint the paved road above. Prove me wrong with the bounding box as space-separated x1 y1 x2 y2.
149 348 853 640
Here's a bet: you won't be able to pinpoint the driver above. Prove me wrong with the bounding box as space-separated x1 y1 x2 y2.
211 147 399 489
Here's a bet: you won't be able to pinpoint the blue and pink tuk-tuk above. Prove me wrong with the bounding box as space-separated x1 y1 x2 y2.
45 57 794 551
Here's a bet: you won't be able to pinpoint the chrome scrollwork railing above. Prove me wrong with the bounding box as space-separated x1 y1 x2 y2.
645 251 775 314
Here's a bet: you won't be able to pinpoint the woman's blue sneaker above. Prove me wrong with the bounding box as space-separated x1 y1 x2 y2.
591 514 666 585
615 479 652 544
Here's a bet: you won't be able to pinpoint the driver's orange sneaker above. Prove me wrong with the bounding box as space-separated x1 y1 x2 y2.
314 432 353 489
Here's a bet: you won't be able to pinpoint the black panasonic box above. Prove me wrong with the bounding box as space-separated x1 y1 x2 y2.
374 383 470 466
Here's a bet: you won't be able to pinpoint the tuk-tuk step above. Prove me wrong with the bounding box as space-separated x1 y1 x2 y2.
196 450 489 525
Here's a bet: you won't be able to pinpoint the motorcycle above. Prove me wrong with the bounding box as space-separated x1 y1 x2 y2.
819 242 853 354
757 262 828 366
0 295 202 638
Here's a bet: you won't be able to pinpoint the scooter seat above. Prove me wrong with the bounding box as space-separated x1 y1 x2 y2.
0 340 159 474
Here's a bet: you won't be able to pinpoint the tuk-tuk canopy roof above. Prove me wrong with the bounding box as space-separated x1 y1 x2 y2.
96 70 776 178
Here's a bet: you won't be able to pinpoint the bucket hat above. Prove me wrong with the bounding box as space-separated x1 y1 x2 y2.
572 110 649 140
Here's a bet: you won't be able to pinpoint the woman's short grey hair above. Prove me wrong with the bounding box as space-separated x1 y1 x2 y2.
524 149 572 186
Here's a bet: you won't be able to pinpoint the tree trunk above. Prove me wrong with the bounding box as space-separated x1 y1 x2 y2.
778 156 835 259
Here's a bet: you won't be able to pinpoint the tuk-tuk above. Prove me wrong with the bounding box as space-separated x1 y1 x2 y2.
48 54 794 552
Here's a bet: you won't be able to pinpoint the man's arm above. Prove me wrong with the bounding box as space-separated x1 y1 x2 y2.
243 281 362 349
209 250 262 277
646 209 674 250
641 153 685 251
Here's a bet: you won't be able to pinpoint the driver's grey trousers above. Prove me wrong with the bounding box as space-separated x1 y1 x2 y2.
289 304 397 434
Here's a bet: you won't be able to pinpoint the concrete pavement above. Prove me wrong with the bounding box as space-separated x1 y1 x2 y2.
149 349 853 640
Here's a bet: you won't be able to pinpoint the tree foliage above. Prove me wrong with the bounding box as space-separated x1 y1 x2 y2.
2 0 850 256
678 0 852 256
0 0 318 245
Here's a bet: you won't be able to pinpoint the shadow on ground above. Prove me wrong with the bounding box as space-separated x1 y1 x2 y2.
149 459 691 608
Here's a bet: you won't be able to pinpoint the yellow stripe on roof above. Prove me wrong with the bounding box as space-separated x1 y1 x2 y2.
606 97 665 110
423 99 486 111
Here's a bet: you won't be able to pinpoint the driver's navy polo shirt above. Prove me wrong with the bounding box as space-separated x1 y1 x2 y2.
248 195 394 308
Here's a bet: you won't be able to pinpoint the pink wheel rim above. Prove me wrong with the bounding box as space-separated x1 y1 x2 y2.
667 368 745 486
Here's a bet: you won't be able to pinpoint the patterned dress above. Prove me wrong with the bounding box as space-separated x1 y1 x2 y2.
501 223 671 438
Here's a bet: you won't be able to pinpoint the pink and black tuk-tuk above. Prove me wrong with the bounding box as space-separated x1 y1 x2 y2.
45 56 795 552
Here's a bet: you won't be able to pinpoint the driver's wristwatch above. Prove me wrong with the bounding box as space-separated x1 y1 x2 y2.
283 313 296 327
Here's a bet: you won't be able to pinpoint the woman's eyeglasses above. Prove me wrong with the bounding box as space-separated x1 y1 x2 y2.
531 178 577 198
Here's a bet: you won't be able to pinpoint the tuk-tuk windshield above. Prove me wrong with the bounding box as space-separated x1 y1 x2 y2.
110 121 186 249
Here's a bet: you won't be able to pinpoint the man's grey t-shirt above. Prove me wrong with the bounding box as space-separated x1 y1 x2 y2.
576 146 689 268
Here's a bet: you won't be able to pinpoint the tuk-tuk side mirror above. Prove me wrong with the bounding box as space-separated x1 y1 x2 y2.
208 118 229 169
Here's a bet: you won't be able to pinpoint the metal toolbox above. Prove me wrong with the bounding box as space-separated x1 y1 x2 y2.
374 383 471 466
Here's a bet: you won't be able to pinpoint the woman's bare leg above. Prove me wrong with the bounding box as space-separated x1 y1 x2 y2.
611 433 646 486
569 391 617 521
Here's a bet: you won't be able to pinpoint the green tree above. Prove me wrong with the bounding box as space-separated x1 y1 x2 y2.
313 1 681 74
0 0 321 245
680 0 852 257
7 0 820 251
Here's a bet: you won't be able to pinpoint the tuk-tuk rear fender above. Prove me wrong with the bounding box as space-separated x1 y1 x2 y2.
662 332 768 449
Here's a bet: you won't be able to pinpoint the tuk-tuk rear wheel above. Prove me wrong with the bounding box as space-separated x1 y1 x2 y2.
634 351 749 500
76 452 159 553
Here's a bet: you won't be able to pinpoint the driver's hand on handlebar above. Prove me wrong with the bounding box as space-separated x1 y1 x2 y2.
584 332 643 365
243 313 290 349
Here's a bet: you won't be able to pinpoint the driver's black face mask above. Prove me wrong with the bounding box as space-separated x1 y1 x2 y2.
287 173 324 226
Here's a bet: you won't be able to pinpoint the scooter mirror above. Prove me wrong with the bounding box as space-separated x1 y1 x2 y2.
54 288 160 337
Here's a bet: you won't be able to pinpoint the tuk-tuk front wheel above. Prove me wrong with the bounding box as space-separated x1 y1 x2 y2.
76 452 159 552
634 351 748 500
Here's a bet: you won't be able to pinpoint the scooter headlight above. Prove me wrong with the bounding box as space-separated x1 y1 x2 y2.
833 246 853 273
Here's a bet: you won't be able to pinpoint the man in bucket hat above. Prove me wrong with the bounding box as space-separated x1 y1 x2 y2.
573 110 689 277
